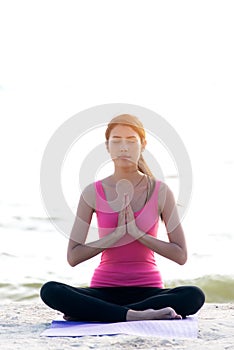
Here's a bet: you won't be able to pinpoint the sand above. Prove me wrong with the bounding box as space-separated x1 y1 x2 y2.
0 302 233 350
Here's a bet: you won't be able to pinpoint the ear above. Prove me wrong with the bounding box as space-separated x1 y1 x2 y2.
141 139 147 152
105 140 110 153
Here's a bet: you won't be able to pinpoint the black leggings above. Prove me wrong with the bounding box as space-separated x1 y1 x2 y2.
40 281 205 322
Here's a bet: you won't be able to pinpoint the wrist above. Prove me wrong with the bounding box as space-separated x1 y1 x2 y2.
127 225 145 240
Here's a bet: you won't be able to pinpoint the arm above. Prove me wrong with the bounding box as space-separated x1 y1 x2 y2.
126 182 187 265
67 184 126 267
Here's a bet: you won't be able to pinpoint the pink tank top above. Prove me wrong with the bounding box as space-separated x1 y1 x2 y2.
90 179 164 288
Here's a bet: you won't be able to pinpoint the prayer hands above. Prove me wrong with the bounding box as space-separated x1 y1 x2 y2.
114 205 128 239
124 194 145 240
115 194 146 241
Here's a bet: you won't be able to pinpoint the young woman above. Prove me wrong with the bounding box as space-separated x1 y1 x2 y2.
40 114 205 322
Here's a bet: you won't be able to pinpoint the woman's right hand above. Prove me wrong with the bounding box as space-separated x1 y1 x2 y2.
113 207 127 239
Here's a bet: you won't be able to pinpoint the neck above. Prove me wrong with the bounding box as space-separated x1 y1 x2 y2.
112 167 142 182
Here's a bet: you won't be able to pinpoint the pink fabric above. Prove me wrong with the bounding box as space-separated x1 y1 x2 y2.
90 180 164 288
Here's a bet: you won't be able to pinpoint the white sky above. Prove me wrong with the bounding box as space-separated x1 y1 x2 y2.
1 1 234 290
0 0 233 220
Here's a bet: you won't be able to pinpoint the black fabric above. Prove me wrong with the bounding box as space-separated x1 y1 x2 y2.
40 281 205 322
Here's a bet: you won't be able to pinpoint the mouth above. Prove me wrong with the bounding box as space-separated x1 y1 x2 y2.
117 155 131 160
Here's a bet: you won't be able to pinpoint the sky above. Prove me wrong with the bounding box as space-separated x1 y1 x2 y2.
0 0 233 225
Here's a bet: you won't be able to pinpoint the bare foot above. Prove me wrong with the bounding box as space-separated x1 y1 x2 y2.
126 307 182 321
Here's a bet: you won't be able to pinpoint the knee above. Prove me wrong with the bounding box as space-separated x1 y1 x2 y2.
40 281 59 304
174 285 205 316
192 286 205 304
188 285 205 311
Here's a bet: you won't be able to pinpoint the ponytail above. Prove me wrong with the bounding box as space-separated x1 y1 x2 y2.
138 153 155 179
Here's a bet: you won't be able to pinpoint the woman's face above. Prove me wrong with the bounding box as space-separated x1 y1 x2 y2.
107 124 145 167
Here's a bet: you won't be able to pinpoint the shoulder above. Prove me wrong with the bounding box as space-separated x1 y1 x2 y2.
158 180 170 194
80 178 110 210
80 182 97 210
157 180 174 195
157 181 175 213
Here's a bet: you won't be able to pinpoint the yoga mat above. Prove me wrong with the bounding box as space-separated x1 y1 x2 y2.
41 316 198 338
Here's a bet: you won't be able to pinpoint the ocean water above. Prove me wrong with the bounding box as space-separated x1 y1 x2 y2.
1 189 234 304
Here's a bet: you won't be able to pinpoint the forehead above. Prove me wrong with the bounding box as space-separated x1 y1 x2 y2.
109 124 140 138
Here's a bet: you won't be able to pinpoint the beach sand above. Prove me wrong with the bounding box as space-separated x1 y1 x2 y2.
0 302 233 350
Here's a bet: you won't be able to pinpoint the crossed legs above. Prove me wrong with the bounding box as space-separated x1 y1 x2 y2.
40 281 205 322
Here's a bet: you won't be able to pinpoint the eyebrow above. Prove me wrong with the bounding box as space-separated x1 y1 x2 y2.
111 135 138 139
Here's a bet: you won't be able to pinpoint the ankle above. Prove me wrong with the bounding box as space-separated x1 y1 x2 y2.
126 309 140 321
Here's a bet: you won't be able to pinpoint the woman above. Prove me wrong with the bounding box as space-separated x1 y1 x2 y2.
40 114 205 322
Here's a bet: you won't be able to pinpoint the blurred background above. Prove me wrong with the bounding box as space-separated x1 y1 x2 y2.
0 0 233 303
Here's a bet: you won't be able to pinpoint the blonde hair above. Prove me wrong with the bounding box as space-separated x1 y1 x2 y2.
105 114 155 178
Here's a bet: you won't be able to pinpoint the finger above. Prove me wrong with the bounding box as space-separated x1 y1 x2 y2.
125 193 130 205
126 203 134 216
127 201 133 211
118 209 125 220
118 208 127 225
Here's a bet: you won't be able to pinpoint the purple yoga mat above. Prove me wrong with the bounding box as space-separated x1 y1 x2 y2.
41 316 198 338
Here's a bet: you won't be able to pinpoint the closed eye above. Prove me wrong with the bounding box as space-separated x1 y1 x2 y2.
110 136 138 143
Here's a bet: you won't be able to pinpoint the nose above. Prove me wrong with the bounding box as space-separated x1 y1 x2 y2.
120 140 128 151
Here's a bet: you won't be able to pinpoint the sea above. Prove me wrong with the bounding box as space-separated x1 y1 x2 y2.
1 171 234 304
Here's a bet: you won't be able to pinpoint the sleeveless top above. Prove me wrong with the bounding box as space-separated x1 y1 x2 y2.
90 179 164 288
